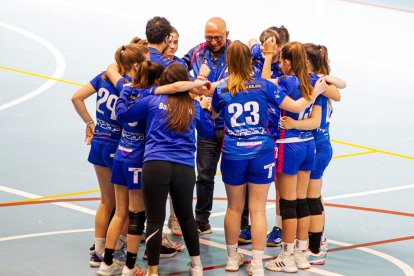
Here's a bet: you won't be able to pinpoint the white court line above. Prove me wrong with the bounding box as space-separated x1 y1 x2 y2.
0 22 66 111
323 184 414 201
328 239 414 275
0 185 96 215
0 228 93 242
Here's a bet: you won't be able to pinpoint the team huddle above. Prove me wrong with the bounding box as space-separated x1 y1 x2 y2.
72 15 346 276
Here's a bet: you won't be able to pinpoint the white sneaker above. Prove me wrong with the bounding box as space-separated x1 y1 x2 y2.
225 253 244 271
121 264 145 276
168 215 182 236
295 249 311 269
265 253 297 273
162 235 185 252
96 261 123 276
247 261 265 276
190 265 203 276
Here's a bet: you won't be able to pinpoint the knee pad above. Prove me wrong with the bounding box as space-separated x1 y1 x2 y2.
296 198 310 219
319 196 325 212
279 198 297 220
128 211 146 235
307 197 323 216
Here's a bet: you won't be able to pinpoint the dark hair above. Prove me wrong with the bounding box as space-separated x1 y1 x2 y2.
159 63 194 133
268 25 290 45
130 36 148 46
171 26 179 37
133 61 164 88
303 43 330 75
146 16 172 44
281 42 313 100
259 29 280 46
103 44 148 82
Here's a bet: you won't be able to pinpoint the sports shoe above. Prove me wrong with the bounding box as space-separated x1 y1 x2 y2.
197 223 212 235
307 249 326 265
225 253 244 271
114 247 127 265
168 215 182 237
266 226 282 247
90 251 103 267
238 225 252 245
247 261 265 276
121 264 145 276
294 249 311 269
162 235 185 252
96 261 123 276
265 253 297 273
143 245 177 259
189 265 203 276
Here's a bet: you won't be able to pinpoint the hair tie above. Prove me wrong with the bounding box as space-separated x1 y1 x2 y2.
121 45 125 53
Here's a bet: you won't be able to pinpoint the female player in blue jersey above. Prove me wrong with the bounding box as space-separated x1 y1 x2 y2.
239 27 289 247
280 43 345 266
115 63 214 276
212 41 326 276
260 41 326 273
71 43 148 269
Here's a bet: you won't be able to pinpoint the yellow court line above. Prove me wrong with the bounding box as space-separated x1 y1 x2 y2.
331 139 414 161
2 65 413 161
0 65 84 87
332 151 377 159
5 189 100 204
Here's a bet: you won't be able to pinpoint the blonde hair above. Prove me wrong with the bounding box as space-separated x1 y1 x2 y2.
226 40 253 96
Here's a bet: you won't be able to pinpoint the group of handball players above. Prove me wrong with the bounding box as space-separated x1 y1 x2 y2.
72 15 346 276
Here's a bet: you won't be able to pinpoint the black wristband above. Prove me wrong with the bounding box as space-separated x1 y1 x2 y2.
202 107 212 115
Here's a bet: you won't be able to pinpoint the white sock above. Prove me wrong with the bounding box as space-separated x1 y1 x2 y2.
252 250 264 266
190 255 202 267
275 215 283 229
226 243 238 258
295 239 308 251
115 235 126 250
281 242 294 255
94 237 105 256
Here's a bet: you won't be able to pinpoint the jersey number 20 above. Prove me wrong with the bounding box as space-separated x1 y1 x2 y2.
96 88 118 120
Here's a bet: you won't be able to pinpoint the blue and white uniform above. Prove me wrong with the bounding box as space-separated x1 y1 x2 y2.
212 78 287 185
251 43 283 79
87 73 124 168
115 94 215 167
149 47 175 68
182 40 231 130
274 75 322 175
111 85 156 190
309 74 333 179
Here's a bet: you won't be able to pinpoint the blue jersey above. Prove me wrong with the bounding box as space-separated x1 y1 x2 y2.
114 85 156 163
182 40 231 130
212 78 287 160
115 94 215 167
275 75 321 142
251 43 283 79
149 47 175 68
89 72 123 145
308 73 331 142
172 56 189 71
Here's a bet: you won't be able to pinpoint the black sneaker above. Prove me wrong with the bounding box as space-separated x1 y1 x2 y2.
142 245 177 259
89 243 95 255
197 223 212 235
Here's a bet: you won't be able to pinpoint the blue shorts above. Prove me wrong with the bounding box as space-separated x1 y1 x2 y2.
111 159 142 190
310 140 333 179
276 140 315 175
88 141 117 168
221 150 275 186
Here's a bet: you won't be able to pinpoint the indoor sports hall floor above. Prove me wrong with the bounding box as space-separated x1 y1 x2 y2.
1 0 413 275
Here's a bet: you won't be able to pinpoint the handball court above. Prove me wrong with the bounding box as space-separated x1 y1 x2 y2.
1 0 413 275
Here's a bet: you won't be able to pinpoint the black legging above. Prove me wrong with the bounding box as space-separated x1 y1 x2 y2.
142 160 199 266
